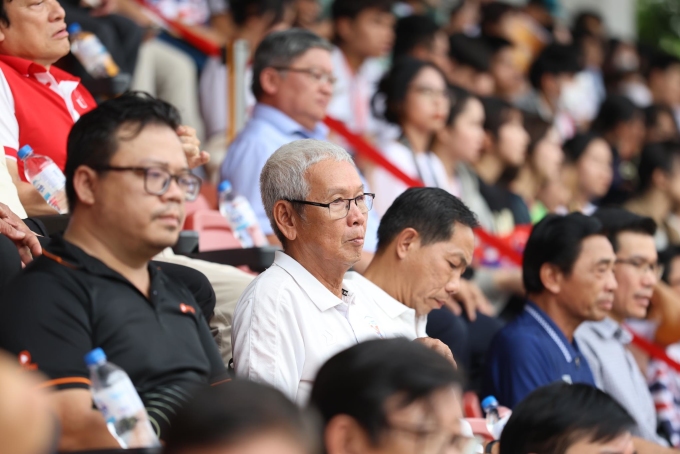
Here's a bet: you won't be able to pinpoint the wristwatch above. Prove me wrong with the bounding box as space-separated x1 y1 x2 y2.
485 440 499 453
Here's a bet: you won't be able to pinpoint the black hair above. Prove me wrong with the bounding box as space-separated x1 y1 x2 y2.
448 34 492 72
644 104 679 134
65 92 181 211
482 35 513 56
309 338 461 445
500 383 635 454
572 10 603 36
446 85 477 126
164 380 320 454
592 207 656 253
372 57 447 126
230 0 289 27
331 0 394 21
635 141 680 193
562 131 603 164
376 187 479 252
528 43 582 90
392 14 440 62
591 94 643 134
481 96 518 138
480 2 515 36
660 246 680 284
523 213 603 294
645 51 680 80
523 112 552 158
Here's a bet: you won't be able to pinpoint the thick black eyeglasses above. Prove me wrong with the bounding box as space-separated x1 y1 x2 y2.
286 193 375 220
91 166 202 201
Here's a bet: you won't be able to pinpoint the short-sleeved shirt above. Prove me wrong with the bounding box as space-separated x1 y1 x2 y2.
576 318 668 445
0 55 96 180
232 251 384 404
483 301 596 408
344 271 427 339
0 236 227 439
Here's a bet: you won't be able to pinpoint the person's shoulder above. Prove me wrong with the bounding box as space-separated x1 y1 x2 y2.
492 316 545 349
238 264 296 304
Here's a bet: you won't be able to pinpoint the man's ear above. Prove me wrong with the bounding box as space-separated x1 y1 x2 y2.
71 165 99 207
259 67 282 97
324 414 371 454
395 228 420 260
273 200 299 242
539 263 563 295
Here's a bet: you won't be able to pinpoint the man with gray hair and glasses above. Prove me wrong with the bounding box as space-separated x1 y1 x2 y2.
232 139 451 404
220 28 378 271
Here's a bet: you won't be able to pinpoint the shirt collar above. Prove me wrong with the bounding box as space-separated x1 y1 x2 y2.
0 55 78 81
525 301 582 363
590 317 633 344
252 103 328 139
273 251 350 312
345 271 413 319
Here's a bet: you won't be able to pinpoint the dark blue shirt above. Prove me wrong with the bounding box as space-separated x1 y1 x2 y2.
483 302 596 408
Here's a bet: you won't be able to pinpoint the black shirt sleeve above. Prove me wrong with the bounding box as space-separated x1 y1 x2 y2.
0 269 93 390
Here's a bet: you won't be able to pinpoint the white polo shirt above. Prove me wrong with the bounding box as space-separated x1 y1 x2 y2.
345 271 427 339
232 251 385 404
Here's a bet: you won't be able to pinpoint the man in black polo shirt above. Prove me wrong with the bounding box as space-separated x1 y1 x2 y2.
0 93 227 451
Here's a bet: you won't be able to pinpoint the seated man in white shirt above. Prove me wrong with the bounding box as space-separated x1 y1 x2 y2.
346 187 477 338
232 139 451 404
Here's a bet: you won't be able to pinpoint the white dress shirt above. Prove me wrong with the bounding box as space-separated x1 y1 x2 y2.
344 271 427 339
232 251 385 404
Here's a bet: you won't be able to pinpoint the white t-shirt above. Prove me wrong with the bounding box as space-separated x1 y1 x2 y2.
344 271 427 339
232 251 385 404
370 140 443 216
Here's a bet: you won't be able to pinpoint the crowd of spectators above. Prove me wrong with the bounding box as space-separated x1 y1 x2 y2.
3 0 680 453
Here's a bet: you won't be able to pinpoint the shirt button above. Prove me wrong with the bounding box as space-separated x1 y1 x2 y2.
152 290 157 296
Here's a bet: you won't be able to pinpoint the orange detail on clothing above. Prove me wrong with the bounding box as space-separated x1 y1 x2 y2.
37 377 92 389
179 303 196 314
18 350 37 370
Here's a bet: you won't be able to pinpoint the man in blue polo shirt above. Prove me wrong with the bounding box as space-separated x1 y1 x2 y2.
483 213 618 408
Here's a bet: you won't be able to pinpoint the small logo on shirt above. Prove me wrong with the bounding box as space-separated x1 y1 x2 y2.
74 92 88 110
561 374 573 384
18 350 37 370
364 316 385 339
179 303 196 315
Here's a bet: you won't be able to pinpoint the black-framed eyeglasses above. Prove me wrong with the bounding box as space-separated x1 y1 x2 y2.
271 66 337 85
285 193 375 220
615 257 664 279
91 166 202 201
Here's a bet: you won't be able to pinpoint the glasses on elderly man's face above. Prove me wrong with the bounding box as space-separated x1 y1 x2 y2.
271 66 337 86
285 193 375 220
615 257 664 280
91 166 202 201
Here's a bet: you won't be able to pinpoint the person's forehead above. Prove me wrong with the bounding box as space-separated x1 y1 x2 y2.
291 47 331 66
615 231 657 256
576 235 615 262
112 124 185 165
306 159 361 192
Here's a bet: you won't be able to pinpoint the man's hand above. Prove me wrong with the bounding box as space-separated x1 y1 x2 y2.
445 279 494 321
177 125 210 169
0 202 41 265
414 337 456 368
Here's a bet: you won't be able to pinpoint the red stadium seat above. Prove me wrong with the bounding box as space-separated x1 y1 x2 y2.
463 391 483 418
183 194 211 229
184 209 241 251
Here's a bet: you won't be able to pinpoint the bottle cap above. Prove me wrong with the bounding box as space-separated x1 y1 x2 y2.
17 145 33 160
218 180 232 193
67 23 82 35
481 395 499 411
84 347 107 366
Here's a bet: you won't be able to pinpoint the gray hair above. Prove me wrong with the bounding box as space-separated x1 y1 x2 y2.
260 139 355 244
251 28 333 100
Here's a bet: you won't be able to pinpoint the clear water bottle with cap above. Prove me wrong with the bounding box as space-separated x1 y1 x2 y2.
218 180 268 248
17 145 68 214
481 395 510 439
68 23 120 78
85 348 160 448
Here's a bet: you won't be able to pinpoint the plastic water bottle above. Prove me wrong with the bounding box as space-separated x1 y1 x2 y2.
68 23 120 78
481 395 510 439
17 145 68 214
218 180 268 248
85 348 160 449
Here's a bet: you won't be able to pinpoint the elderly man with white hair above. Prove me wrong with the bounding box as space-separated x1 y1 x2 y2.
232 139 451 404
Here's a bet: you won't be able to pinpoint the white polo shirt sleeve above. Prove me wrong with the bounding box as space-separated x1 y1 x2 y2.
232 285 304 401
0 67 26 218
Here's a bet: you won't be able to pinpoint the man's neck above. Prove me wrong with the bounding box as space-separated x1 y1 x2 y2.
362 255 412 309
338 44 366 74
530 293 582 342
475 153 504 185
286 245 350 299
431 141 458 175
258 100 318 132
63 217 153 297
